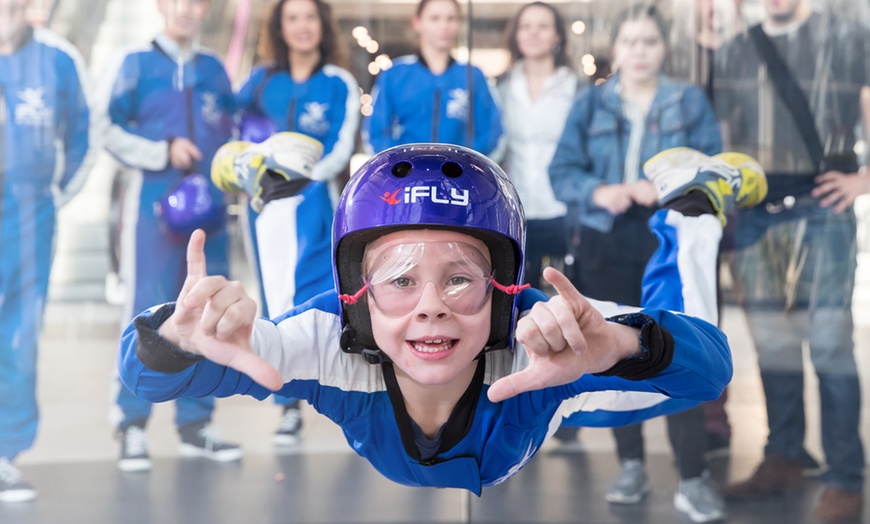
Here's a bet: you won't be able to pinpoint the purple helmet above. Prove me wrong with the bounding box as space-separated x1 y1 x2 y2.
333 144 526 359
239 114 277 144
155 173 226 241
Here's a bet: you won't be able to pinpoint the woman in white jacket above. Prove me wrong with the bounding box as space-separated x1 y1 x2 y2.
497 2 580 292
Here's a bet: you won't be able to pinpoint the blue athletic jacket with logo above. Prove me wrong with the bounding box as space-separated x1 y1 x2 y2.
363 55 504 158
1 27 97 206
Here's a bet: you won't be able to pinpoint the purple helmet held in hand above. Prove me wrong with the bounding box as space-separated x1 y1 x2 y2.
239 114 277 144
333 144 527 361
155 173 226 242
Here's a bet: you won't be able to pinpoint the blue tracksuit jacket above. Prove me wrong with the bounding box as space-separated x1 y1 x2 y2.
363 55 503 158
0 26 97 459
100 34 235 428
236 64 360 316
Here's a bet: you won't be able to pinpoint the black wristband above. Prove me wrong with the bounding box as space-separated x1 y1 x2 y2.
134 304 205 373
593 313 674 381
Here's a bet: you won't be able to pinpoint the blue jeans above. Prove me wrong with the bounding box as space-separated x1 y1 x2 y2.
729 203 863 492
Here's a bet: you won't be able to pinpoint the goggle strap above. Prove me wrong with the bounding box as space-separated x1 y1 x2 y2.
339 282 371 305
488 277 530 295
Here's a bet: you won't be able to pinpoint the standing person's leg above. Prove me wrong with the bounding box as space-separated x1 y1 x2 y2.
801 209 863 521
0 189 54 502
606 424 651 504
255 182 334 445
723 215 807 500
113 177 163 471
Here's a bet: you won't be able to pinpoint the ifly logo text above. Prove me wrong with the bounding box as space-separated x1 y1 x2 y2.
379 186 469 207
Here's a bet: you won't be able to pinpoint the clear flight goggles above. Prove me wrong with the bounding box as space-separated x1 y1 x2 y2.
338 241 529 317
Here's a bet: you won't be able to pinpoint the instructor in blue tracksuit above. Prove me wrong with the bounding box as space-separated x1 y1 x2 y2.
99 0 240 472
363 0 503 158
0 0 97 502
235 0 360 447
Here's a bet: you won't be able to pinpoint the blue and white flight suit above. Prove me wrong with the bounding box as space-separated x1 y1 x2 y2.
119 203 731 493
363 55 504 158
100 34 235 431
0 27 97 461
236 63 359 317
236 64 359 411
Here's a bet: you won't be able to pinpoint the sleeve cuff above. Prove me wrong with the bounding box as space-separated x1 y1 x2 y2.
593 313 674 381
134 304 205 373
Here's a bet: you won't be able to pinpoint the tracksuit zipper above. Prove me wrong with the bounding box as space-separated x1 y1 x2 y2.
431 90 440 142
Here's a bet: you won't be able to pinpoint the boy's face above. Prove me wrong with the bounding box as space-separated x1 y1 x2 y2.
365 229 492 387
158 0 208 43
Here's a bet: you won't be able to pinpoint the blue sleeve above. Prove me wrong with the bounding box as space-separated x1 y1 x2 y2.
683 85 722 156
236 67 266 115
56 51 94 200
363 71 394 154
562 308 731 425
117 308 273 403
470 67 503 157
311 70 360 181
548 88 607 224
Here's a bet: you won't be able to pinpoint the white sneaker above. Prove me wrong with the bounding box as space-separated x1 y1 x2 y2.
118 423 152 472
0 458 37 503
674 475 726 523
179 421 243 462
605 459 650 504
274 406 303 447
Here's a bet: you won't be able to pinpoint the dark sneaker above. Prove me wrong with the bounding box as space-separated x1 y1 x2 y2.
274 406 303 447
644 147 768 225
0 458 36 502
813 486 863 523
606 459 650 504
674 475 726 522
118 423 152 472
179 421 242 462
723 454 803 501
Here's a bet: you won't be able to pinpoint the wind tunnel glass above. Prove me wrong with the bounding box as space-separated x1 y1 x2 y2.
351 242 495 317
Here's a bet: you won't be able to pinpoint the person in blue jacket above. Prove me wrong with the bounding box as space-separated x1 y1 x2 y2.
363 0 503 157
98 0 240 473
234 0 360 447
118 143 765 494
548 6 726 520
0 0 98 502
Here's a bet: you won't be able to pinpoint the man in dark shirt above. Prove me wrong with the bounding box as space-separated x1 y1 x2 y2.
714 0 870 521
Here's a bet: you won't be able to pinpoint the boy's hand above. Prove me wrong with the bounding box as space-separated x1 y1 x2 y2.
487 267 641 403
158 229 284 391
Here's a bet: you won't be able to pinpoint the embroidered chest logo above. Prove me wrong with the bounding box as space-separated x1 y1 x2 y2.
299 101 330 136
201 92 222 127
446 88 468 121
15 88 53 127
379 186 469 207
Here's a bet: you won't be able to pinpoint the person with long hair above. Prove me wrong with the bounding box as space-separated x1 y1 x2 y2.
363 0 503 157
549 5 725 522
497 1 578 312
235 0 360 447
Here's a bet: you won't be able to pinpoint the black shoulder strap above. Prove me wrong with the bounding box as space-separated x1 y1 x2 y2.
747 24 824 171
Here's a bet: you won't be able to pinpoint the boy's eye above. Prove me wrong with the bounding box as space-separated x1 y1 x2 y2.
447 275 471 287
392 276 413 288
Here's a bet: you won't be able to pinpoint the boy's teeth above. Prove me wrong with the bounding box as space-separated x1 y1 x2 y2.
413 340 452 353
